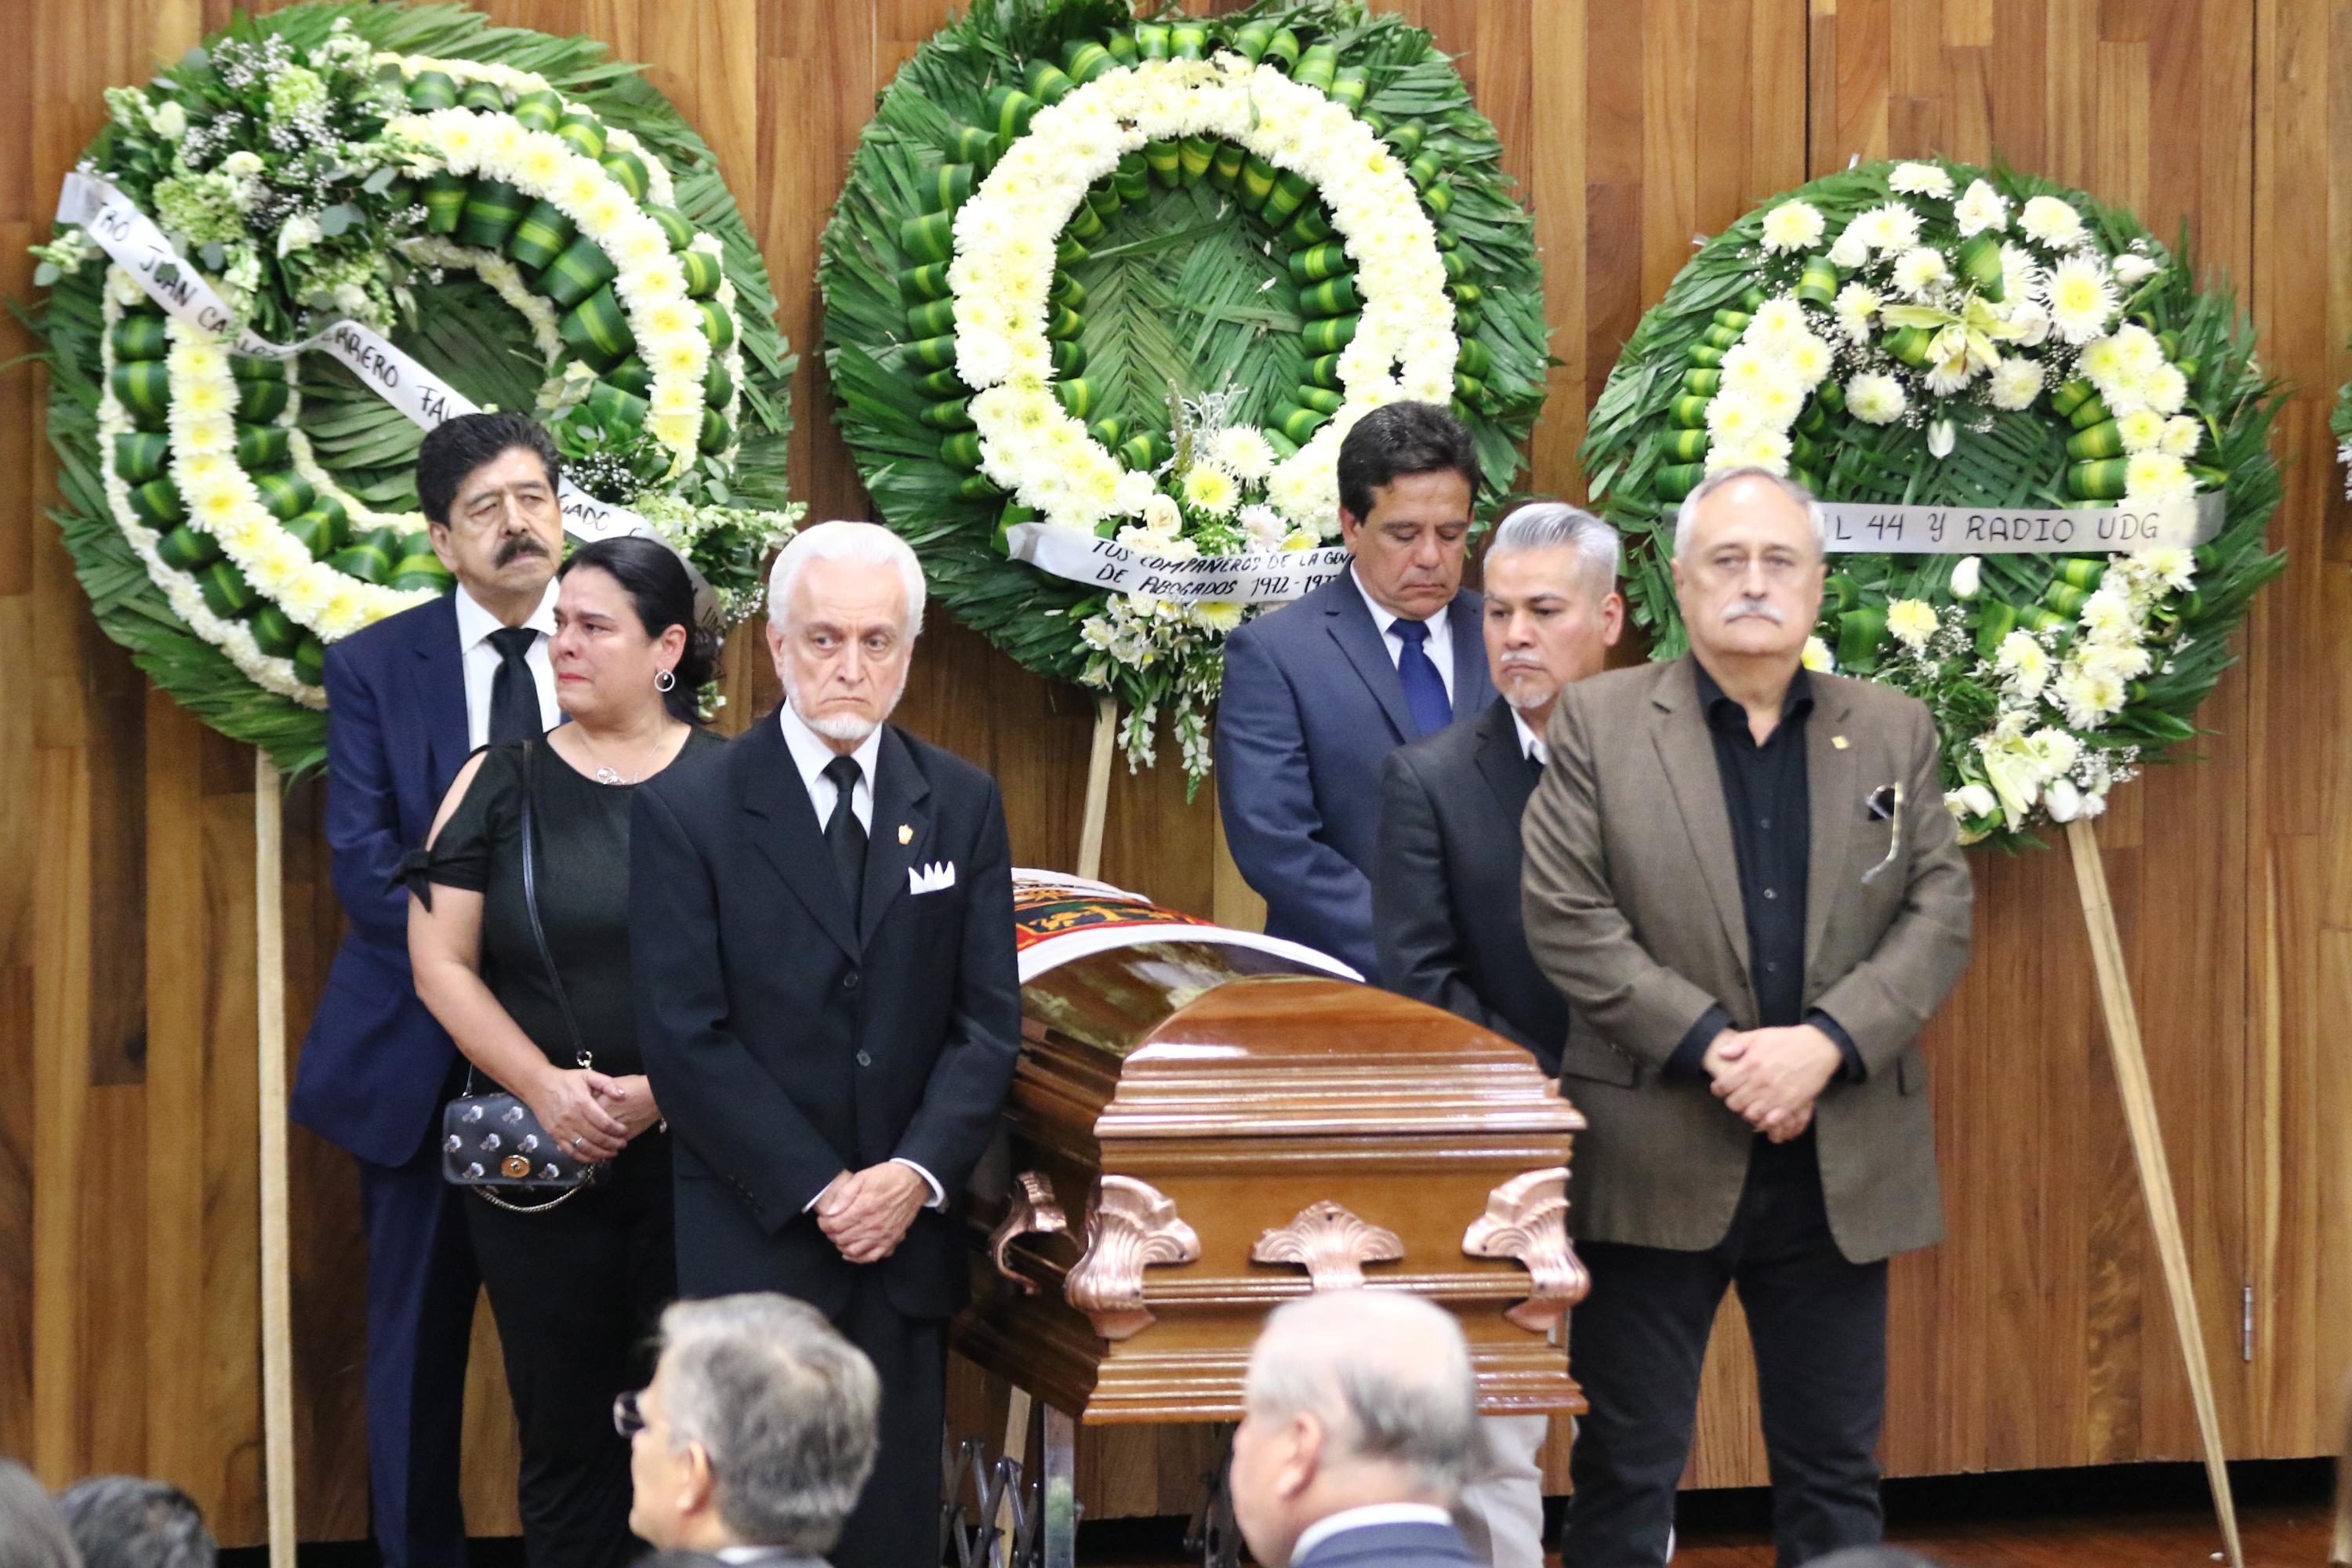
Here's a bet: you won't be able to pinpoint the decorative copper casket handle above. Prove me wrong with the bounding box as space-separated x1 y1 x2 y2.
1065 1176 1200 1341
988 1171 1069 1295
1250 1200 1405 1290
1461 1167 1590 1333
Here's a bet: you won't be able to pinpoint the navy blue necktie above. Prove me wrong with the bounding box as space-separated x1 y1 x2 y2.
1391 618 1451 735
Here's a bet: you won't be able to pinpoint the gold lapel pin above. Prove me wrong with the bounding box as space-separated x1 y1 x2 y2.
1831 735 1849 750
897 824 913 845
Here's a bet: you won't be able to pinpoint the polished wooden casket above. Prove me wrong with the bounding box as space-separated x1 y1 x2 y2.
956 875 1589 1427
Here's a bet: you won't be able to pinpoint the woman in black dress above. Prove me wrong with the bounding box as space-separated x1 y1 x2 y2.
408 535 724 1568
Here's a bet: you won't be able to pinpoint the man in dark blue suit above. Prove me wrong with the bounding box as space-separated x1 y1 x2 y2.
1214 401 1493 977
290 412 567 1568
1229 1290 1489 1568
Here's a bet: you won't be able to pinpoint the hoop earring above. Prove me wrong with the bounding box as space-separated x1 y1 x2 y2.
655 669 677 693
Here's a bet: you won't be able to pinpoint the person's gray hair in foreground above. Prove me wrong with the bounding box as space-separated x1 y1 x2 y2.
1229 1290 1489 1567
0 1460 79 1568
628 1293 882 1559
56 1477 214 1568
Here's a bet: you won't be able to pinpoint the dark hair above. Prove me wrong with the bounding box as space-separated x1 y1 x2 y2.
416 412 560 526
56 1478 213 1568
0 1461 79 1568
1334 401 1479 523
559 535 717 724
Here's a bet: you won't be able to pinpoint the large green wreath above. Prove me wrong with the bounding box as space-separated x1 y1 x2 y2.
27 2 799 774
821 0 1548 781
1581 158 2283 849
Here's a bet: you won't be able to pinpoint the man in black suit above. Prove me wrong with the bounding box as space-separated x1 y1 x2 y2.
632 521 1022 1568
1374 502 1623 1568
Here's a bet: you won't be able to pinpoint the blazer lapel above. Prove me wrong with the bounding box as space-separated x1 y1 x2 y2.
1650 658 1752 984
411 594 470 791
1471 697 1537 822
1802 679 1863 972
858 726 933 947
737 717 861 961
1446 590 1495 712
1323 573 1417 742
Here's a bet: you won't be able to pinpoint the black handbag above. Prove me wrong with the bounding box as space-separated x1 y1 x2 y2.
441 740 601 1214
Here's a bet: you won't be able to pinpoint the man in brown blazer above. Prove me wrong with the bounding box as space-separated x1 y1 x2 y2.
1520 466 1973 1568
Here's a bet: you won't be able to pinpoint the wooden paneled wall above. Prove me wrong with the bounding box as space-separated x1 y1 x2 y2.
5 0 2349 1548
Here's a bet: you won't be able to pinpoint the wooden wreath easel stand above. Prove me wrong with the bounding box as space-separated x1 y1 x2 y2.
2067 817 2241 1568
255 754 299 1568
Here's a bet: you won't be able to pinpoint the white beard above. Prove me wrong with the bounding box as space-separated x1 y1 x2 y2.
783 667 906 743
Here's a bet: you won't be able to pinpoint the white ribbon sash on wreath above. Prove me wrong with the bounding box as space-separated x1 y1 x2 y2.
1005 521 1350 604
56 172 719 620
1817 494 2224 554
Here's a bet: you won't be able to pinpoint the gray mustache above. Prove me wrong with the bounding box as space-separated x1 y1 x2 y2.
1723 597 1784 625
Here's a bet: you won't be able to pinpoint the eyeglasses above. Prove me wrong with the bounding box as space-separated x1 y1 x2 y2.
613 1388 648 1439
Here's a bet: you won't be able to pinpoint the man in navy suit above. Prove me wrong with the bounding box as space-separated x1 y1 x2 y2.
290 412 566 1568
1229 1290 1488 1568
1215 401 1494 977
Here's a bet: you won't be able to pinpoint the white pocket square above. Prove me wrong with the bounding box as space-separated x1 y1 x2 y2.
909 861 956 895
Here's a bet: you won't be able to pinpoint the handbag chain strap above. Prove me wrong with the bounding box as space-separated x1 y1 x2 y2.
474 739 596 1215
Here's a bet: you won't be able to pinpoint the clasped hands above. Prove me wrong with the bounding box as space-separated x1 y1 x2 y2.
524 1066 661 1163
1701 1024 1843 1143
815 1163 931 1265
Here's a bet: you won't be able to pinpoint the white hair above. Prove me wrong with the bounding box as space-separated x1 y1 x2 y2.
1243 1291 1486 1501
767 521 927 637
1672 466 1830 558
1487 502 1621 596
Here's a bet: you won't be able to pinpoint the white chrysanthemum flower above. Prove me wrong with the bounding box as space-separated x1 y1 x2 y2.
1802 636 1835 673
1892 247 1950 298
1746 378 1805 429
1889 161 1955 199
1193 601 1245 633
1707 429 1793 474
1208 426 1277 482
1987 358 2045 411
1180 463 1240 517
2123 451 2195 503
2019 194 2086 247
2116 408 2167 453
2026 727 2082 779
1780 332 1835 390
2045 253 2118 343
1998 242 2042 300
1719 344 1779 397
1827 227 1871 269
2133 545 2197 592
1239 503 1286 551
2158 416 2203 459
1995 630 2051 696
1833 281 1881 325
2080 641 2153 682
1846 372 1908 425
2078 586 2138 641
2054 666 2126 728
1704 391 1769 442
1953 178 2009 237
1748 295 1807 342
1852 202 1924 254
1886 598 1939 649
1759 201 1827 253
2143 361 2189 416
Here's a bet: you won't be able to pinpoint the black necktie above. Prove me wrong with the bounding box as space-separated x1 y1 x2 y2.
823 753 867 924
487 626 543 745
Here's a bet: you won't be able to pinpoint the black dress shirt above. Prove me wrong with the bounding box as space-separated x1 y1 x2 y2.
1666 665 1863 1081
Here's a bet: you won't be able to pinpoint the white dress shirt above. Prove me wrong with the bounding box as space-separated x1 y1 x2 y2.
1351 564 1457 702
1292 1503 1457 1564
776 703 943 1211
453 580 560 750
1512 709 1547 768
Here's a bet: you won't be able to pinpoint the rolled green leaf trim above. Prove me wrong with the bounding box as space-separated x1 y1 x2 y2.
1298 386 1344 416
1330 64 1367 108
2066 419 2123 461
608 358 654 397
699 298 735 353
703 357 735 408
407 71 458 111
1044 305 1083 341
421 171 468 234
1054 233 1090 267
1133 24 1170 59
1210 143 1246 191
2049 378 2096 419
1299 274 1360 318
1882 325 1935 368
1294 42 1338 92
1668 395 1710 428
512 89 561 132
540 231 620 308
921 397 975 433
906 333 959 370
1269 401 1328 445
679 249 723 299
252 471 316 523
1686 343 1726 368
1653 463 1705 502
949 125 1001 171
1796 256 1840 307
1114 151 1150 203
198 560 258 619
600 150 650 201
111 361 172 426
129 477 186 528
913 366 963 398
985 85 1038 140
1287 205 1335 247
1457 339 1490 379
940 430 983 469
1386 122 1425 159
1055 379 1094 419
920 163 975 213
1023 58 1073 105
1302 313 1359 354
1700 322 1742 352
1171 23 1208 60
1305 352 1342 390
1062 38 1116 85
1712 309 1752 332
285 509 348 561
459 78 504 114
1178 136 1214 185
248 603 304 658
1051 339 1087 376
2068 393 2111 430
556 108 605 161
1290 242 1349 284
2055 557 2109 590
897 261 950 304
899 210 953 266
236 423 291 468
292 638 325 688
699 407 733 454
109 315 169 361
237 376 289 424
1240 155 1278 212
1664 428 1711 463
1454 372 1486 405
561 285 635 367
1264 169 1314 226
324 541 389 583
157 523 223 572
1955 230 2004 300
1145 140 1179 183
458 179 528 250
1407 151 1443 189
585 380 649 428
1066 201 1105 243
954 473 1004 501
2068 458 2129 499
905 296 956 339
2042 579 2090 616
114 431 169 484
646 206 695 252
508 198 577 270
1683 368 1722 397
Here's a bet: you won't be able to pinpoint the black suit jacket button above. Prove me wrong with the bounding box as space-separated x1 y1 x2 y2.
856 1050 873 1068
843 970 861 990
